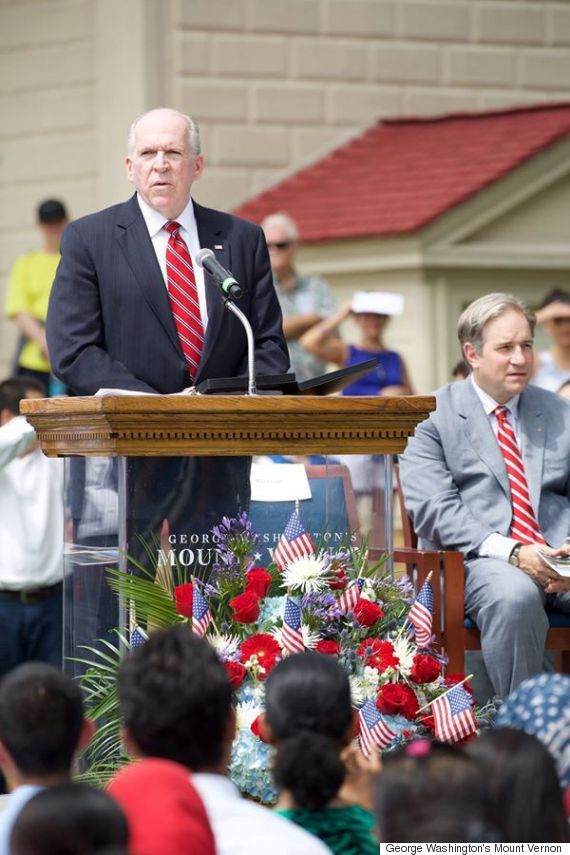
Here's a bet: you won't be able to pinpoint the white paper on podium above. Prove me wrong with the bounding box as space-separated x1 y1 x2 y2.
250 462 312 502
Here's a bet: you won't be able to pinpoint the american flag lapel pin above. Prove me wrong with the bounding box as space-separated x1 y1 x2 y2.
214 244 223 250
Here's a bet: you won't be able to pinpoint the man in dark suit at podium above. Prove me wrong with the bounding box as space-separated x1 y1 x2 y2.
47 108 289 575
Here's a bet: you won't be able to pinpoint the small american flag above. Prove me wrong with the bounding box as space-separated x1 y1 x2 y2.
130 625 148 649
337 577 364 613
432 683 478 744
282 596 305 654
359 698 396 756
406 578 434 648
273 509 315 571
192 584 211 638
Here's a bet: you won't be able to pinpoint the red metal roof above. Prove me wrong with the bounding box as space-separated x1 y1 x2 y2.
234 104 570 242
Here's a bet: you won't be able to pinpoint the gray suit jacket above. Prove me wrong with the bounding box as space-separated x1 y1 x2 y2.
399 379 570 556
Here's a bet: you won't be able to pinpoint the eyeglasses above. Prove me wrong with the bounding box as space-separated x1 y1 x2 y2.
267 241 293 250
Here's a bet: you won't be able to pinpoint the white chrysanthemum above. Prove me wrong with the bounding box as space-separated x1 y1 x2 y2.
271 625 320 655
208 633 241 660
281 554 329 593
349 666 380 705
392 634 415 677
235 700 262 731
361 580 377 602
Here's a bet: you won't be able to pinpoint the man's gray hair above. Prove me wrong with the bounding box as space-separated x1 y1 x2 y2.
457 293 536 353
127 108 201 156
260 212 299 242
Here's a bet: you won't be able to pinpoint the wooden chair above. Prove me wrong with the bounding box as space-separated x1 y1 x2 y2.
390 466 570 675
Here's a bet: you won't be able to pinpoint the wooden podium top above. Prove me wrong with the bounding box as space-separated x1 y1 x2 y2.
21 394 436 457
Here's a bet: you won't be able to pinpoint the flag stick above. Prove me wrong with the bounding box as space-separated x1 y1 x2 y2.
416 674 473 714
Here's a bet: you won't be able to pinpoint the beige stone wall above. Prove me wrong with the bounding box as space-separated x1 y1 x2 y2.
2 0 570 378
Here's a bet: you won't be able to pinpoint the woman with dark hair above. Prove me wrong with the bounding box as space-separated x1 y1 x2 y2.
466 728 569 843
10 782 129 855
262 651 378 855
375 739 499 843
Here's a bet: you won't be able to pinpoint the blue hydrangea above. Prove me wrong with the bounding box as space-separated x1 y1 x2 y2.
230 729 277 804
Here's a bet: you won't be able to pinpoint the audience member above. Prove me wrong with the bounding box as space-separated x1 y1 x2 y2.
5 200 69 396
374 740 498 843
533 289 570 391
494 673 570 801
400 293 570 699
108 757 215 855
262 651 379 855
0 377 64 675
466 727 569 842
10 783 128 855
117 626 331 855
261 212 337 382
0 663 95 855
299 292 414 396
452 359 470 380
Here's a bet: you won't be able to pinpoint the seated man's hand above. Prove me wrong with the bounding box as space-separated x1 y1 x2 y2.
517 545 566 589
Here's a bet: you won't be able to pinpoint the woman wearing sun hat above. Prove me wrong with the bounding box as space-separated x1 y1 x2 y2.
298 291 414 397
532 289 570 392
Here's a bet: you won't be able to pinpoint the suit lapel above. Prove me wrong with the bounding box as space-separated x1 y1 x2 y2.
518 390 545 517
115 196 182 357
458 381 510 498
194 202 230 376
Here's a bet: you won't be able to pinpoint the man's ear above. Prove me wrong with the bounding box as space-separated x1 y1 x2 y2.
463 342 478 370
0 408 14 427
193 154 205 181
77 718 96 753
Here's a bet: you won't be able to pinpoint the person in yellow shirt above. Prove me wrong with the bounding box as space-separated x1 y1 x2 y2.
5 200 68 395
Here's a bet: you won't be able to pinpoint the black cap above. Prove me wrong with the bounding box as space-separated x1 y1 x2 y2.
37 199 68 224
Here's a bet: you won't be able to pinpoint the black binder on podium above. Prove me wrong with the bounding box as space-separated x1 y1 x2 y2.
195 357 379 396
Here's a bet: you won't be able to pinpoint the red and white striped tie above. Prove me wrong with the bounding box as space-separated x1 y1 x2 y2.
165 221 204 379
494 405 546 545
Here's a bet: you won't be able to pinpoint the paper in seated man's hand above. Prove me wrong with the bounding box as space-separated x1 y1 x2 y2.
517 544 567 589
533 544 570 593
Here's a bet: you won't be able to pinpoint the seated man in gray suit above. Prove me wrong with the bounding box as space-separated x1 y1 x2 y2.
400 292 570 699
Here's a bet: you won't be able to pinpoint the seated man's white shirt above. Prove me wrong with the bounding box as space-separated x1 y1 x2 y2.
470 376 523 562
192 773 332 855
0 417 64 589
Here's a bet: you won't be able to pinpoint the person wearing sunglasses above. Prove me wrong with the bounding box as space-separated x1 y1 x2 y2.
261 213 337 383
532 289 570 391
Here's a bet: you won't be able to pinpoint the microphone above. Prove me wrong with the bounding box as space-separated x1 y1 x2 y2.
195 248 242 299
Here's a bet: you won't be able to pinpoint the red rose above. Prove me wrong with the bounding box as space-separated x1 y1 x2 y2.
410 654 441 684
173 583 193 618
251 714 263 739
245 568 272 598
316 640 341 656
419 713 435 733
230 591 260 624
240 634 282 679
353 598 384 627
357 638 399 672
377 682 419 721
225 660 246 690
329 569 348 591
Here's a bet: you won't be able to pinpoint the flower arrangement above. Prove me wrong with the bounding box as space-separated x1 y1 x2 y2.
78 508 492 800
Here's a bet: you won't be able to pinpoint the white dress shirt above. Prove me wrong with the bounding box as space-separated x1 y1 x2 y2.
0 417 64 589
192 773 332 855
470 376 525 561
136 194 208 331
0 784 43 855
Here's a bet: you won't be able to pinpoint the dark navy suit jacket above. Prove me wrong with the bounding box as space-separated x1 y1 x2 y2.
46 194 289 394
